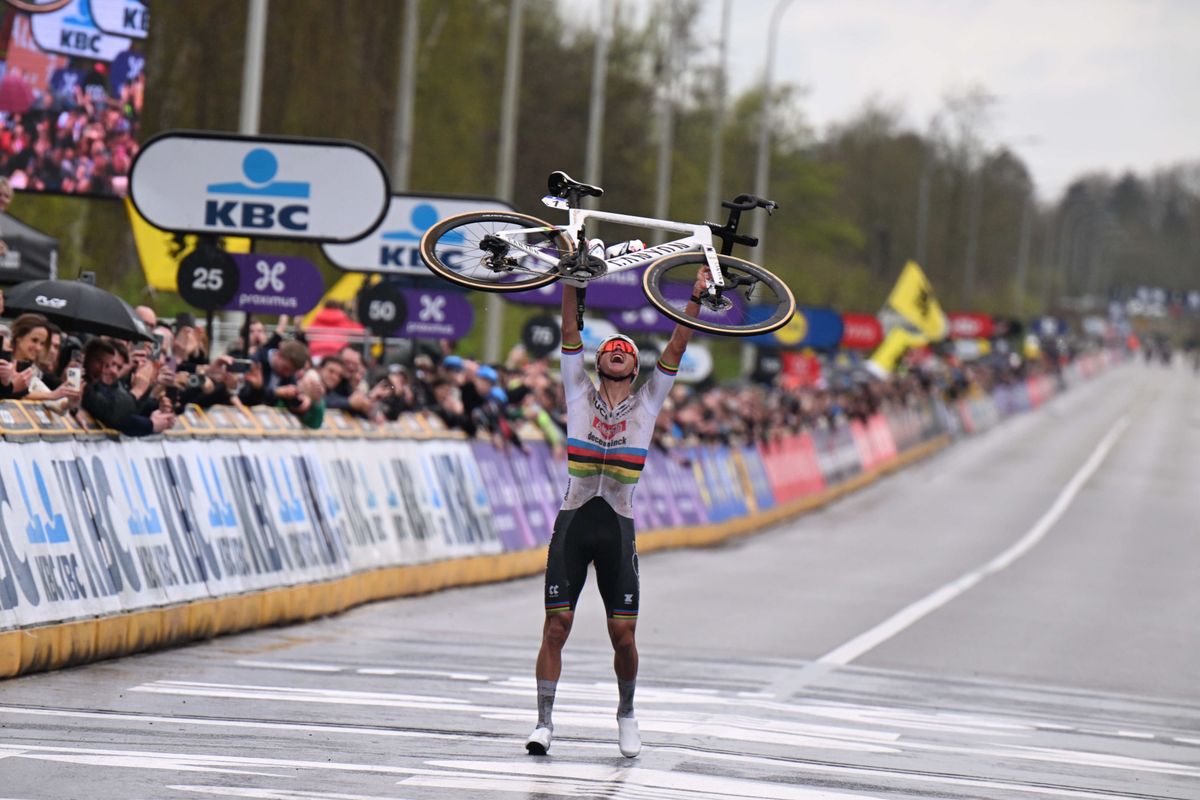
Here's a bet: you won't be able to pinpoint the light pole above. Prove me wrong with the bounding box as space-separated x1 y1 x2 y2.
751 0 797 250
705 0 732 224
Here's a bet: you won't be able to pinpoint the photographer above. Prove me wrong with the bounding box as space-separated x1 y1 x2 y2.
238 338 309 408
81 338 174 436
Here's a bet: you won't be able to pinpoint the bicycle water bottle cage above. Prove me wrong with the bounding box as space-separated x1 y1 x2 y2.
547 171 604 207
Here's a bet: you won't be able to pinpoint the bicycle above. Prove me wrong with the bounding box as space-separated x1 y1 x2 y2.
418 171 796 337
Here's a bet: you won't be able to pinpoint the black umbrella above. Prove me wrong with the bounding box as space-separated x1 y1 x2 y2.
3 279 154 341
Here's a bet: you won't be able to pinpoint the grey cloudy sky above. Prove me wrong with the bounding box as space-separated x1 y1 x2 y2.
559 0 1199 201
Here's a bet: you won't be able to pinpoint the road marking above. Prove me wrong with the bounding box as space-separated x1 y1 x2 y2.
236 660 343 673
818 415 1131 666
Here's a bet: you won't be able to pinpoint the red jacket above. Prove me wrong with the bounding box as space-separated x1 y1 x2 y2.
306 306 364 359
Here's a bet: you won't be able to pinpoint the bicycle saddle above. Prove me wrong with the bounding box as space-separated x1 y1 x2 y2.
548 171 604 199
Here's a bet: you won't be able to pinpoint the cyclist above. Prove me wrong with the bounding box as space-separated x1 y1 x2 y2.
527 264 708 758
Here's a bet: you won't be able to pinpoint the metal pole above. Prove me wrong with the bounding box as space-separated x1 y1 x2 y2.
496 0 525 204
751 0 797 250
1038 210 1055 311
392 0 419 190
239 0 268 357
1013 191 1033 312
583 0 611 212
485 0 526 364
239 0 268 135
962 165 983 304
704 0 731 224
915 142 932 266
652 0 678 241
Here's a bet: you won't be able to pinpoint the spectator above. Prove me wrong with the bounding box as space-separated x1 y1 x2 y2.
81 338 174 436
0 313 73 406
0 176 12 257
239 338 309 408
305 300 364 360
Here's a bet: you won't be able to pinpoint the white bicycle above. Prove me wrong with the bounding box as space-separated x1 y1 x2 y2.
418 171 796 337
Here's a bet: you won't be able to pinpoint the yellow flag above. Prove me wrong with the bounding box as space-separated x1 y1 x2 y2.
886 260 947 340
866 327 926 377
126 198 252 291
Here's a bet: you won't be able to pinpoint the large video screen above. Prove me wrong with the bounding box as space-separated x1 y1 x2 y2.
0 0 147 198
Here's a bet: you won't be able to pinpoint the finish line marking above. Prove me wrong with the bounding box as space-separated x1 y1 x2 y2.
817 414 1131 667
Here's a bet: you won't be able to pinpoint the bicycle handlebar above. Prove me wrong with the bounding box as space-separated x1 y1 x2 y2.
723 194 779 213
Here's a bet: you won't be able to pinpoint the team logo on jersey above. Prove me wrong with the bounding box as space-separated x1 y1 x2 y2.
592 417 627 441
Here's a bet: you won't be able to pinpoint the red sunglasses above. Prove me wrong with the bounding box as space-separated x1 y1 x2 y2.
599 339 636 355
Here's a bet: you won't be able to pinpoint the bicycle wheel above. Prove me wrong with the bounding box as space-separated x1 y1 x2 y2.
418 211 571 293
643 253 796 337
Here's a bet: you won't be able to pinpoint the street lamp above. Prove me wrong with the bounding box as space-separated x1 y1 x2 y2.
751 0 797 250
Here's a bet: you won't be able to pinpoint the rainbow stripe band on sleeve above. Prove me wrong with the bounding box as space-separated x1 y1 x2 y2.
562 341 584 356
545 600 572 614
611 609 638 620
656 358 679 376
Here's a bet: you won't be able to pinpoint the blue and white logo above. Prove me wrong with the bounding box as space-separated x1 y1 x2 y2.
205 149 310 232
31 0 136 62
130 133 390 242
378 203 461 270
322 195 509 275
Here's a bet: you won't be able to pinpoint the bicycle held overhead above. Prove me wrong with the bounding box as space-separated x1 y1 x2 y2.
418 171 796 337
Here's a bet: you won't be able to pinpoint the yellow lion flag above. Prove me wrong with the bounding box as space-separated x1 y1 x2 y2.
867 327 927 377
886 260 947 340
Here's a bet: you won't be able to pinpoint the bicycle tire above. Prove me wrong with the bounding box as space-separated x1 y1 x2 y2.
418 211 570 293
642 253 796 337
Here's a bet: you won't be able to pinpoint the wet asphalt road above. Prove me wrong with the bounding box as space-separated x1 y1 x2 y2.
0 359 1197 799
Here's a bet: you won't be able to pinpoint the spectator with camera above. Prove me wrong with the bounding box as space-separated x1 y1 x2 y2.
81 337 174 436
238 338 309 409
0 313 79 411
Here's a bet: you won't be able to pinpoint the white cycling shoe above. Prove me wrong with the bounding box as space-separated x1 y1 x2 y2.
617 716 641 758
525 725 553 755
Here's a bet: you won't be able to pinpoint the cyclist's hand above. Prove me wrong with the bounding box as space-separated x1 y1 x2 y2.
692 265 712 299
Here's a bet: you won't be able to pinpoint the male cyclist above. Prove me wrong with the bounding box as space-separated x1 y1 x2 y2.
527 265 708 758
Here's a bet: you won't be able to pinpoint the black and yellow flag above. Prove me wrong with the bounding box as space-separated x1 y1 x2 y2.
885 260 947 340
867 327 927 377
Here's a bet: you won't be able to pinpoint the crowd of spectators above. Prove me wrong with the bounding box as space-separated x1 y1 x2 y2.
0 60 143 196
0 288 1087 452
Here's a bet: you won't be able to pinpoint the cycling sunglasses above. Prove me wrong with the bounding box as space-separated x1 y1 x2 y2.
599 339 636 355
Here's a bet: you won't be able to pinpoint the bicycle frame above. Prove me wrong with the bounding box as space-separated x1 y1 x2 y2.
496 199 727 292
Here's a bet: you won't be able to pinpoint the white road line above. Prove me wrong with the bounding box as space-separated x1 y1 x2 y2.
236 660 343 673
818 415 1131 666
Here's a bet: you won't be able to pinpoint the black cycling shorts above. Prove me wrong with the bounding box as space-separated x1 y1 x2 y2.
543 496 639 621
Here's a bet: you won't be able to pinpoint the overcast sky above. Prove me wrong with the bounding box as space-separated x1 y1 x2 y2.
558 0 1198 202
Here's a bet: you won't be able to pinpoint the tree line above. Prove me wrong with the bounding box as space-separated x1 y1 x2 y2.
11 0 1198 324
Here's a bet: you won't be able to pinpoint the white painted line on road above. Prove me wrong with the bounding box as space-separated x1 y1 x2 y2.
236 660 343 673
357 667 491 681
817 415 1131 666
1114 730 1155 739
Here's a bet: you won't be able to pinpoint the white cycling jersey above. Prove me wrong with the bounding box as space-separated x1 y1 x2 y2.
559 340 678 519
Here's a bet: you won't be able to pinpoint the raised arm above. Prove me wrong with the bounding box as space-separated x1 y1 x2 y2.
660 265 709 368
561 282 582 348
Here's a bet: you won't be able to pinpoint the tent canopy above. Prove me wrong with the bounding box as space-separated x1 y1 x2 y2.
0 212 59 286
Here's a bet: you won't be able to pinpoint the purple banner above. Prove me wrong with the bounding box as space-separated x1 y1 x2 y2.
608 306 677 335
470 441 535 551
228 254 325 315
507 443 558 544
506 265 648 310
397 288 474 340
